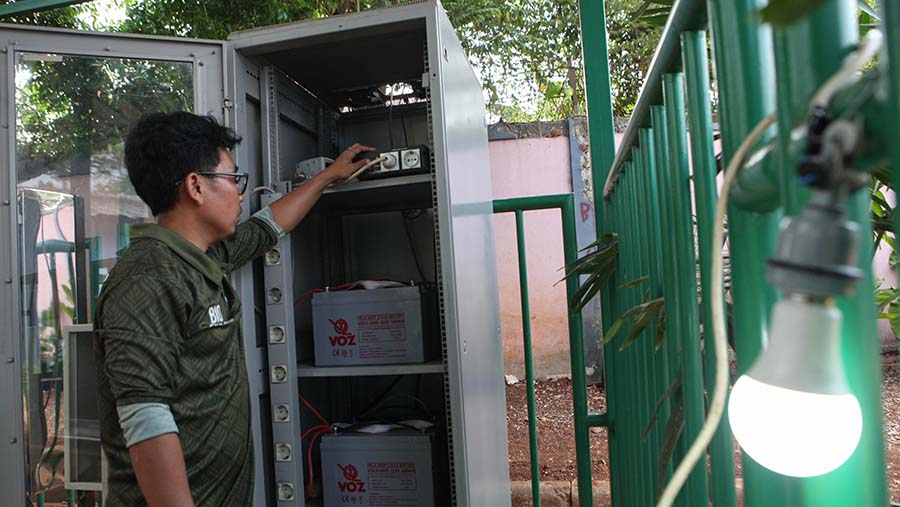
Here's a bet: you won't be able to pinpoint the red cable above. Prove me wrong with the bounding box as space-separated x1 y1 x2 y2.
306 426 332 500
297 395 330 498
293 282 357 306
293 288 323 306
300 395 329 426
301 424 330 441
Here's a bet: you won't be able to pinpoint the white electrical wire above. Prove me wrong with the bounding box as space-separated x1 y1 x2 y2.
342 156 388 184
656 112 776 507
249 185 277 197
809 29 883 112
657 29 883 507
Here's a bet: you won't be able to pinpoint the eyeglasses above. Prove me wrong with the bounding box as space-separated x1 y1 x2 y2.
176 171 249 195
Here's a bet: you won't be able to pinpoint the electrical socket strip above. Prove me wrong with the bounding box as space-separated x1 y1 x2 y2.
363 145 430 179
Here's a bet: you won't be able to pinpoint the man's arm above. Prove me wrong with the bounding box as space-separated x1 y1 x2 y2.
268 143 375 234
129 433 194 507
206 143 375 268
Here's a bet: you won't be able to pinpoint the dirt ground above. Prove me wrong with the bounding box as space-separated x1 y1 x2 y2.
506 377 610 483
507 357 900 501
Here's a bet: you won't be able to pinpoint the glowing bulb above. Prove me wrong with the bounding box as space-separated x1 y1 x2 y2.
727 298 862 477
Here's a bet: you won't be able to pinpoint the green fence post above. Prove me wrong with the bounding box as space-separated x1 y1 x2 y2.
513 209 541 506
640 127 671 490
663 72 709 507
594 191 622 505
888 0 900 243
618 171 635 504
607 185 633 501
681 29 737 507
604 188 624 501
631 148 661 505
706 0 798 504
579 0 616 228
578 3 619 502
624 165 653 507
560 194 593 507
772 1 887 504
650 104 684 501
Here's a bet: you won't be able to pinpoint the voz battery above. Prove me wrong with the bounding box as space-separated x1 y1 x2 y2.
320 432 435 507
311 285 436 366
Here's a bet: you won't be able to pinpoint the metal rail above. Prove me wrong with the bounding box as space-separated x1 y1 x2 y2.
580 0 890 505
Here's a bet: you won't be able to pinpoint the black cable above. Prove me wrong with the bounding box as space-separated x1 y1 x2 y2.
402 210 427 282
400 112 409 147
357 375 404 419
362 394 434 421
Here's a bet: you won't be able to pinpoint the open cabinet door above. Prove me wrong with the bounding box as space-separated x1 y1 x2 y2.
0 24 238 506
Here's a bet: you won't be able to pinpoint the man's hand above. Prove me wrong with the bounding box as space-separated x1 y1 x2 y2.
322 143 376 183
268 142 376 234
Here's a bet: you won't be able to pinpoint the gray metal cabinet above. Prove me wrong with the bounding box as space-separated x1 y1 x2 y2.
0 2 509 506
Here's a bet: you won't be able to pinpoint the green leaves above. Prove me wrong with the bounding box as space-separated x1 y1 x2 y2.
759 0 829 27
857 0 880 20
562 233 619 314
630 0 673 27
601 296 665 351
656 375 684 494
620 275 650 289
875 281 900 340
563 231 666 351
760 0 880 28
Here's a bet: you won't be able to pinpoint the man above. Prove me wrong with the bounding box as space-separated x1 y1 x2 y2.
94 111 373 506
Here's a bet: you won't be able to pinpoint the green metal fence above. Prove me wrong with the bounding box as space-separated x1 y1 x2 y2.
493 194 607 507
568 0 891 505
492 0 894 506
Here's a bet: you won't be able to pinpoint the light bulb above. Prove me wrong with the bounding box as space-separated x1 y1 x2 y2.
727 298 862 477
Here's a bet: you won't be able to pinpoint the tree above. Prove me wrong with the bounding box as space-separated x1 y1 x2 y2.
3 0 662 122
6 0 662 169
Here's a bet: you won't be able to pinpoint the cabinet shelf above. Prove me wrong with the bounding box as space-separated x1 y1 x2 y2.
322 173 432 194
316 173 434 211
297 360 445 378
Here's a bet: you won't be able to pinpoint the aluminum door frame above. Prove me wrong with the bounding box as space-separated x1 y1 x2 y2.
0 24 226 505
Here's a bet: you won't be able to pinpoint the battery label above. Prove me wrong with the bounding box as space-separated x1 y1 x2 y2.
367 462 418 506
333 461 419 506
355 312 407 360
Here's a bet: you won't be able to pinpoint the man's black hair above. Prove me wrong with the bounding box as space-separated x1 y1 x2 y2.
125 112 242 216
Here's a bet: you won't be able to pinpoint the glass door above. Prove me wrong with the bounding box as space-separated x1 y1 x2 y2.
0 25 224 506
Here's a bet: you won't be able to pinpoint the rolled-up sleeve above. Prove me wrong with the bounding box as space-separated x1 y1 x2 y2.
252 206 286 239
205 207 280 272
117 402 179 447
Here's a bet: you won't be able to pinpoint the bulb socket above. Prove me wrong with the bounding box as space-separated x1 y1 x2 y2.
767 190 862 298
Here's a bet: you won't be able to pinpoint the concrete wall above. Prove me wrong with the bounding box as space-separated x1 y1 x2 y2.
489 121 628 379
491 136 574 379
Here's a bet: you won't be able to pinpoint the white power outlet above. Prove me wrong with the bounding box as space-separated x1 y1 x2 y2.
379 151 400 171
400 148 422 170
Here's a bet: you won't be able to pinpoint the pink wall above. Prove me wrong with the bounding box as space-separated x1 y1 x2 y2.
490 136 582 378
489 133 627 378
